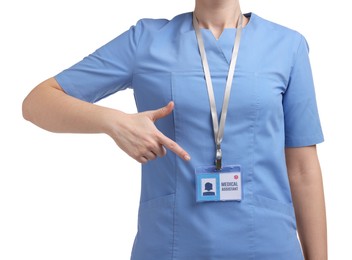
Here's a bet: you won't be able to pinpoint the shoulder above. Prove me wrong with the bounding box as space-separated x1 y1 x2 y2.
133 12 192 34
250 13 301 37
127 12 193 48
249 13 308 52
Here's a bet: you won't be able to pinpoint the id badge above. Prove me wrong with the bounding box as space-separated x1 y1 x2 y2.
195 165 242 202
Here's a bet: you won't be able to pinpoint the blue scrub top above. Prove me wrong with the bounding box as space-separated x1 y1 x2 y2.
55 12 324 260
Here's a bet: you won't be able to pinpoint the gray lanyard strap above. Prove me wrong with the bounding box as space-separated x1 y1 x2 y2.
193 12 243 170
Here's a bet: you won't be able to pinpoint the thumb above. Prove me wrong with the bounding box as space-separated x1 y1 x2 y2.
149 101 174 122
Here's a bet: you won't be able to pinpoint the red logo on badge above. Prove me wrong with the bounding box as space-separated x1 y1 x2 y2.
234 175 238 180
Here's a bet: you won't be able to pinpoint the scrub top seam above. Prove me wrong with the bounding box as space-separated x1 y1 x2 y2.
170 72 179 260
248 75 260 259
133 70 257 76
285 34 305 92
131 20 143 80
171 158 178 260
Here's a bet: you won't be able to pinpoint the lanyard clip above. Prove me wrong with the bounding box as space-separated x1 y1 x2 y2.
215 145 222 171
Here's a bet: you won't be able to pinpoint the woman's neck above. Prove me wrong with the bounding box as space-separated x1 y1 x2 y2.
194 0 247 38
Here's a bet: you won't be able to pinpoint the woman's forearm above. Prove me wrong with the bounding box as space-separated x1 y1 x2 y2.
22 77 190 163
286 146 327 260
22 77 121 134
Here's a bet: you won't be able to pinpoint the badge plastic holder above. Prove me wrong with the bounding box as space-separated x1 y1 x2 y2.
195 165 242 202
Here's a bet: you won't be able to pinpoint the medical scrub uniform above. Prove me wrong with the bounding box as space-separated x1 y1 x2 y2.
55 12 324 260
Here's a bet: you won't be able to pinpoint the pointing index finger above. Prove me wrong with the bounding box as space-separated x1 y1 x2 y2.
157 133 190 161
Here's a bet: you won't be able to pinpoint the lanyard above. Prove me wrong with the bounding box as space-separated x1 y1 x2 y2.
193 12 243 170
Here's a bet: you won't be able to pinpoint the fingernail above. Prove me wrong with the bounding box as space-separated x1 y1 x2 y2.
184 155 191 161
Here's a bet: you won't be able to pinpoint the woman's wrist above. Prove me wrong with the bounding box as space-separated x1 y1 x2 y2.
98 106 128 138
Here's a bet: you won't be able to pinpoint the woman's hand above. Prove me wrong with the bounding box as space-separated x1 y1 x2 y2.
107 101 190 163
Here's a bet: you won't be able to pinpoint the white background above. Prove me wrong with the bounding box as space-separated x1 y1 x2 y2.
0 0 351 259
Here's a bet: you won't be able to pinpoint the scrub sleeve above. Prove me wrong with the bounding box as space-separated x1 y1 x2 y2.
283 36 324 147
55 13 324 260
55 20 144 103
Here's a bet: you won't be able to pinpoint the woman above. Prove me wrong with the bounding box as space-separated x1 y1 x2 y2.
22 0 327 259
